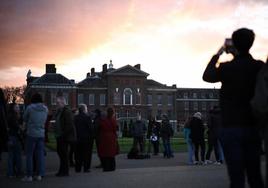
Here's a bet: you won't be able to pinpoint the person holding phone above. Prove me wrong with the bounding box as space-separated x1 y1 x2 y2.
203 28 264 188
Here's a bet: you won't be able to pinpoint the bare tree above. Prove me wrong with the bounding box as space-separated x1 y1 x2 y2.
2 85 26 104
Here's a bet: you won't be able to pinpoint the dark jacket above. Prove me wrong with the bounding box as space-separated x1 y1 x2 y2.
203 53 264 127
131 120 146 137
0 104 8 151
207 108 221 139
189 117 204 142
147 120 160 139
7 113 20 137
56 106 76 142
74 112 91 143
92 115 101 139
160 120 173 139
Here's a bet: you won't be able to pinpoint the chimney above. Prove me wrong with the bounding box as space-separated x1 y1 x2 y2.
134 64 141 70
46 64 56 73
102 64 107 74
86 72 90 78
91 68 95 76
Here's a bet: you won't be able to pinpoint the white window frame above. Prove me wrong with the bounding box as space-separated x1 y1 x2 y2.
157 94 162 106
100 94 106 106
51 93 57 105
63 93 69 105
168 95 173 106
123 88 133 105
77 94 84 105
89 94 95 106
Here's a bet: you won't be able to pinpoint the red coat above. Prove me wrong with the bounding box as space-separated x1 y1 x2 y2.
98 117 118 158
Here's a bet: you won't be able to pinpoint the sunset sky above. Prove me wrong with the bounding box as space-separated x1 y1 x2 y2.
0 0 268 88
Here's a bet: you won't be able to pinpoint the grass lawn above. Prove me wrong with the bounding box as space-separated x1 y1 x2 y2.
46 132 188 153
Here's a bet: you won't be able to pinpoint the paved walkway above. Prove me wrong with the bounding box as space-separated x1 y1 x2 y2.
0 152 264 188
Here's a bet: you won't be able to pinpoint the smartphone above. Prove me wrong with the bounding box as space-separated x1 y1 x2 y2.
224 38 236 54
224 38 233 48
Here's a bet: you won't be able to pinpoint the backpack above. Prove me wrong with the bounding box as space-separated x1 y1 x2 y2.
251 64 268 118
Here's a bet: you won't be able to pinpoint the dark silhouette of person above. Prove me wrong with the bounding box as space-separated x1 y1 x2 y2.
147 116 160 155
131 115 146 154
205 106 223 164
160 115 174 158
98 107 118 171
189 112 205 164
69 108 78 167
93 109 102 168
55 96 76 177
74 104 91 173
203 28 264 188
0 88 8 161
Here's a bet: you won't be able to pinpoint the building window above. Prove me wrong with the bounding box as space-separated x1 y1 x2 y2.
168 95 173 106
147 95 152 105
193 102 198 111
136 88 141 105
157 94 162 106
193 93 197 99
100 94 106 106
123 88 132 105
51 93 57 105
113 90 120 105
63 93 69 105
89 94 95 105
201 93 205 99
184 101 189 111
202 102 206 110
78 94 84 104
157 109 162 120
183 93 188 99
167 110 172 119
209 93 214 98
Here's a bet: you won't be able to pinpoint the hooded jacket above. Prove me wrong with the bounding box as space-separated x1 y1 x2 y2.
23 103 48 138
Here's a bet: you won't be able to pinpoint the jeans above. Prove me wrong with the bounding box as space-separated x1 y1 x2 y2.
162 138 173 158
217 140 224 162
186 140 194 164
7 136 22 176
220 127 264 188
26 136 45 177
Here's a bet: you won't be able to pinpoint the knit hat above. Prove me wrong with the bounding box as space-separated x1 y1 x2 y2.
193 112 202 120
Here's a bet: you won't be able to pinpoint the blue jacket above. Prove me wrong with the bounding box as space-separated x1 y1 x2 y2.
23 103 48 138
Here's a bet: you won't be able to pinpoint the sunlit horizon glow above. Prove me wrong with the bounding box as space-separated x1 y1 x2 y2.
0 0 268 88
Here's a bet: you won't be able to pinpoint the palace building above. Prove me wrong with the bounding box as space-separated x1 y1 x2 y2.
25 62 219 133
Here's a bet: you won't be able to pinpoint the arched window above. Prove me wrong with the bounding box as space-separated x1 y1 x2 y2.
123 88 132 105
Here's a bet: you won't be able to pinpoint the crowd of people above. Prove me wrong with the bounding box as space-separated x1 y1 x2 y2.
0 88 179 181
0 27 268 188
183 109 224 166
0 92 120 181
